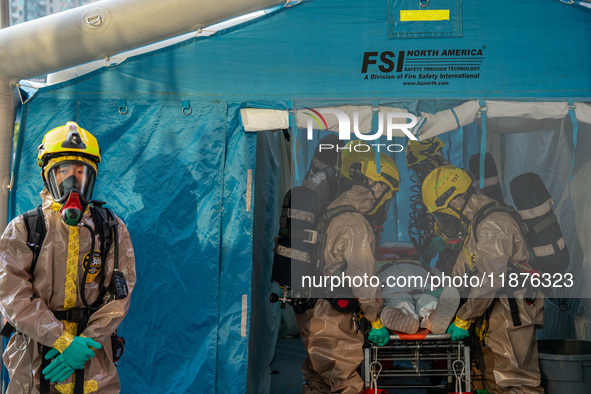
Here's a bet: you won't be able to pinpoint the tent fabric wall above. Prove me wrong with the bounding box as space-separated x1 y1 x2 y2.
218 103 258 391
11 99 257 392
499 121 591 339
248 130 283 393
37 0 591 101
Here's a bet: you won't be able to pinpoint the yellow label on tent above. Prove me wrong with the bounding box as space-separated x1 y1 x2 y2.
400 10 450 21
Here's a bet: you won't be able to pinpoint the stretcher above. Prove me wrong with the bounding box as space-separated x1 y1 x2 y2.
361 329 471 392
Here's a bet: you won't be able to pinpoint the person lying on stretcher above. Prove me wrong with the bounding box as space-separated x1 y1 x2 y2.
367 260 460 346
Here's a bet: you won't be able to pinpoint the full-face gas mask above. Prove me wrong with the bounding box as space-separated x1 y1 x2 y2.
44 158 97 226
364 195 393 248
422 166 475 250
38 122 101 227
431 211 469 251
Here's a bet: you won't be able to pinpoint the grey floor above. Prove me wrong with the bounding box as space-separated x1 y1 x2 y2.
268 308 459 393
269 336 452 394
269 336 307 394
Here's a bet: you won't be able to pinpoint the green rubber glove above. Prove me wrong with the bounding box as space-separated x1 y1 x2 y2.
446 317 471 341
47 336 102 369
368 326 390 346
420 236 447 264
426 288 443 298
42 354 75 383
45 347 60 359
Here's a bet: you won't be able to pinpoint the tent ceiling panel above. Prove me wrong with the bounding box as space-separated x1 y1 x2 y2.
29 0 591 101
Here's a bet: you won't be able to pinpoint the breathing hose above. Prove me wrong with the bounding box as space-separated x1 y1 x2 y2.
79 223 100 311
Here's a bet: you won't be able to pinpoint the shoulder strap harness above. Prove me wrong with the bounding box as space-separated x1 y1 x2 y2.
472 201 528 244
23 205 46 276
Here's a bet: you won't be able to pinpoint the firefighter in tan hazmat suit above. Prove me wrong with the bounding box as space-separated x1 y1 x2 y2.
296 151 400 393
0 122 136 393
422 165 544 394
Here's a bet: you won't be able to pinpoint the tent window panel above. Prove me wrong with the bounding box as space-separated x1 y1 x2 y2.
480 117 564 135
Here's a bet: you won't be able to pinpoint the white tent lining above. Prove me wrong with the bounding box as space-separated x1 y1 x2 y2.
240 101 591 138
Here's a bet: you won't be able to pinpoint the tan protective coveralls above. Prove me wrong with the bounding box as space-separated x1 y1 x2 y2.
296 184 384 393
0 190 136 394
452 194 544 394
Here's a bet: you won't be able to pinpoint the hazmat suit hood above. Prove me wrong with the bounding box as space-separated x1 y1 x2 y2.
449 193 490 222
41 187 66 211
330 182 391 215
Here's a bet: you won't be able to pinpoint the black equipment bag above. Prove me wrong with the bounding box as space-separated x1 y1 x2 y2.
271 185 360 312
469 153 504 203
509 172 570 275
23 206 46 277
271 186 321 290
322 166 339 201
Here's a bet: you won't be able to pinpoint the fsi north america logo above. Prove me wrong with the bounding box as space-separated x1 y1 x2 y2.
361 48 484 86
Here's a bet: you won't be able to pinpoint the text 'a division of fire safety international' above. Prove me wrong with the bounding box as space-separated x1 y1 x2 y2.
361 48 485 86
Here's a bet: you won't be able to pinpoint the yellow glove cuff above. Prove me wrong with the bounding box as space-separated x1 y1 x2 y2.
52 332 75 353
454 317 471 330
371 319 384 329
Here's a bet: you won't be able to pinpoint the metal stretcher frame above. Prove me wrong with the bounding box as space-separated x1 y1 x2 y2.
362 332 471 391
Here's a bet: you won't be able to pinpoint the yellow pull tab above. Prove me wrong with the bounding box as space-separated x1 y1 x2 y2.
64 226 80 309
